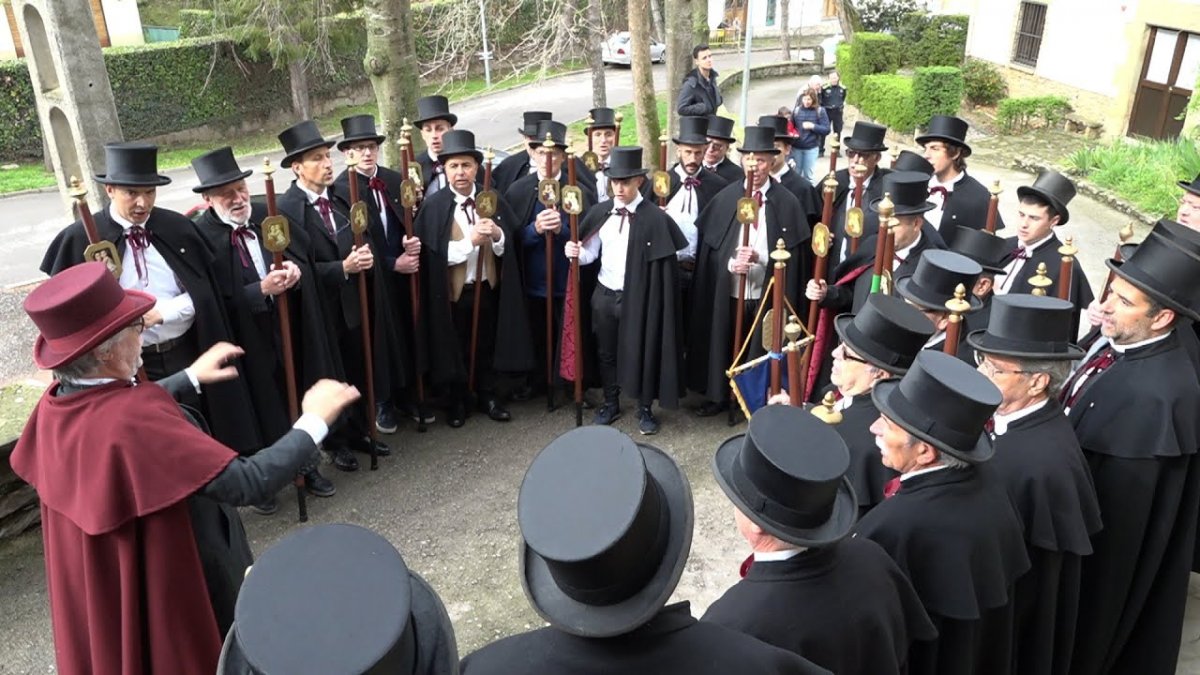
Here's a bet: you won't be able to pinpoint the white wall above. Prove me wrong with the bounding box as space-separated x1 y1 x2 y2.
707 0 839 34
99 0 144 47
0 8 17 60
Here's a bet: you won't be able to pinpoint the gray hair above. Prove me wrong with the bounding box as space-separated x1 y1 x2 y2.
1015 358 1072 398
52 330 125 384
935 450 970 470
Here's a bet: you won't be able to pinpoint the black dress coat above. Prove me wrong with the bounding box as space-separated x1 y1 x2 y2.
413 187 534 385
828 166 892 269
774 166 823 227
998 233 1093 337
702 537 936 675
832 393 898 518
963 292 993 335
460 602 829 674
491 148 533 195
661 165 729 210
687 180 813 400
856 467 1031 675
40 207 262 454
577 198 688 408
707 156 745 185
986 400 1102 675
1066 332 1200 675
819 225 945 315
931 171 1005 243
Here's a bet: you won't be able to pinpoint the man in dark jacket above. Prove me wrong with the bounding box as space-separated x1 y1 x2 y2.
703 115 746 184
827 122 892 265
676 45 722 117
917 115 1005 243
818 71 846 157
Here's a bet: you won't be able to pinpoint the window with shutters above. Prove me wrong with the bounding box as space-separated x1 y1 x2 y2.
1012 2 1047 67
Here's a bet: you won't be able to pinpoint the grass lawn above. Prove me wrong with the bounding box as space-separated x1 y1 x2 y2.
566 98 670 151
1066 137 1200 218
0 382 41 442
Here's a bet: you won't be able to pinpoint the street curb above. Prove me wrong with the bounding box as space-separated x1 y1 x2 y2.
0 185 57 198
1010 157 1156 225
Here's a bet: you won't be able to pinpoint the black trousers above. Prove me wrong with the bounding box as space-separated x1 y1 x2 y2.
451 282 499 399
141 328 199 382
592 285 652 408
327 323 370 448
527 295 564 392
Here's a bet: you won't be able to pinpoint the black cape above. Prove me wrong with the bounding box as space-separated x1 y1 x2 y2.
40 207 262 453
819 225 946 315
856 467 1031 675
1067 332 1200 675
687 180 813 400
578 198 688 408
414 186 534 384
987 399 1102 675
998 233 1093 337
773 166 822 227
460 601 829 674
962 292 993 334
832 393 898 518
702 537 936 675
932 171 1005 243
706 156 745 185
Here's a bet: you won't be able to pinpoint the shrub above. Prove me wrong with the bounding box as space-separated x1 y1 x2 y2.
1066 138 1200 218
962 58 1007 107
857 0 926 33
859 73 918 132
0 60 40 159
912 66 963 124
996 95 1072 132
844 32 901 106
178 9 214 39
913 14 968 67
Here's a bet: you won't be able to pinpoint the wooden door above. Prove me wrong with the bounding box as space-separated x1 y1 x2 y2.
1129 27 1199 140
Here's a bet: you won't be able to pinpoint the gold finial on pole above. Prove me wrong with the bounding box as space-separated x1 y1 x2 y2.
823 171 838 192
811 391 843 424
945 283 972 315
770 237 792 267
543 132 556 149
1119 221 1135 243
485 146 495 163
68 175 86 199
1029 262 1053 296
876 192 894 220
261 158 275 178
345 148 359 169
989 179 1002 198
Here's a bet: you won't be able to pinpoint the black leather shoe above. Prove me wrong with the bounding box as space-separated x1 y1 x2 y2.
303 469 336 497
448 401 467 428
331 447 359 472
354 437 391 457
694 400 729 417
375 406 398 434
481 398 512 422
511 383 535 402
250 496 278 516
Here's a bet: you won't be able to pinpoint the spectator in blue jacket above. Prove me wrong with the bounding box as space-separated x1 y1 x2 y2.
790 91 829 185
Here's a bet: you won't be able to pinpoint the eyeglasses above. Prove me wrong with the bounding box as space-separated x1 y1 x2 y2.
129 317 146 334
974 352 1028 376
833 344 869 365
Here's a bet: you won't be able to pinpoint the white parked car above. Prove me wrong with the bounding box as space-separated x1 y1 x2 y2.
602 32 667 65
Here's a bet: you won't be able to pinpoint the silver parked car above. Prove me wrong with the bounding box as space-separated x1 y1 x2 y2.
601 32 667 66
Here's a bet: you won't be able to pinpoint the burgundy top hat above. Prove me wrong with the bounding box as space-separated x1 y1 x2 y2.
24 262 155 370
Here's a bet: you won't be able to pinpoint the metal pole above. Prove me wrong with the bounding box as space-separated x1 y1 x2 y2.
738 0 755 124
479 0 493 87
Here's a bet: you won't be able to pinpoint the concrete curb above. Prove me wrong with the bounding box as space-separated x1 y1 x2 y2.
1010 157 1156 224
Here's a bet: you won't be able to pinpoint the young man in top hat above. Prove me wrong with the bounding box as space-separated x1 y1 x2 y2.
967 294 1102 675
1177 173 1200 230
677 44 722 117
993 170 1093 336
949 225 1013 334
415 129 533 428
506 120 599 404
703 405 936 675
689 126 813 418
41 142 265 457
219 524 458 675
460 426 826 674
702 114 746 184
414 95 457 197
588 107 618 199
857 351 1030 675
334 113 427 432
276 119 380 485
829 121 893 265
895 249 983 363
492 110 552 194
565 146 688 434
917 115 1004 243
12 262 361 674
1062 218 1200 675
758 113 822 226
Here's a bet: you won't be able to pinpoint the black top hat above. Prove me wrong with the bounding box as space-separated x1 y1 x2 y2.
893 149 933 176
535 120 568 149
834 294 936 375
843 121 889 153
873 351 1002 462
1107 218 1200 321
757 114 792 141
94 143 171 187
915 115 972 157
190 146 252 194
605 146 649 179
278 120 335 168
438 129 483 164
706 115 737 141
413 95 457 127
673 116 710 146
895 249 984 313
227 524 457 674
519 111 552 137
738 126 780 155
519 426 693 638
1178 173 1200 197
869 171 935 216
950 226 1012 273
589 107 617 130
713 405 856 547
1017 170 1076 225
337 114 386 150
967 294 1085 360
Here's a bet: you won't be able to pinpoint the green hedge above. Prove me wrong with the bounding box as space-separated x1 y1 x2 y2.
912 66 963 125
178 9 214 39
997 95 1072 132
841 32 901 106
859 73 918 132
0 61 39 159
897 13 968 67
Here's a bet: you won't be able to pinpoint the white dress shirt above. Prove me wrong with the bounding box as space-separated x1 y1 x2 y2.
112 206 195 346
753 548 807 562
218 211 268 280
358 167 392 236
925 170 965 230
991 398 1048 436
900 464 950 482
995 232 1054 294
578 193 642 291
666 165 700 261
727 180 773 300
447 188 506 283
595 155 611 201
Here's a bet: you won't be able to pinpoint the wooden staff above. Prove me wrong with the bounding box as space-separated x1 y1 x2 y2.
847 161 867 254
798 222 831 398
943 284 971 357
827 138 839 176
731 166 757 425
785 316 803 405
397 136 428 431
615 111 624 144
880 215 896 295
658 134 669 208
870 193 894 293
768 240 790 396
821 171 836 228
401 118 416 166
261 160 307 522
1028 262 1053 296
345 152 380 470
468 149 496 396
69 177 112 265
567 153 584 427
1099 222 1136 303
544 136 558 412
985 180 1002 234
586 117 594 152
1057 236 1077 302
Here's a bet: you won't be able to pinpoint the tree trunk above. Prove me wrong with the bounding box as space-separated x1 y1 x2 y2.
629 0 661 166
837 0 858 41
288 59 312 120
779 0 791 61
666 0 697 136
692 0 709 45
586 0 607 107
650 0 666 41
363 0 420 169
